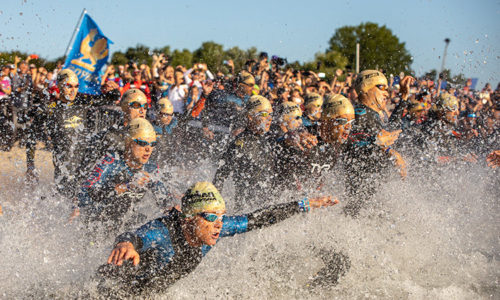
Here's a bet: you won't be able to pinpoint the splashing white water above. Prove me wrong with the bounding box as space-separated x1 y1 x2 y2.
0 148 498 299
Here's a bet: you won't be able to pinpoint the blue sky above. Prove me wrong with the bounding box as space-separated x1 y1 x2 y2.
1 0 499 87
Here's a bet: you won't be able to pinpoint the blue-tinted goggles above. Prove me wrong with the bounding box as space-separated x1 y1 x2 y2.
198 212 224 222
333 118 354 125
133 139 157 147
128 101 146 109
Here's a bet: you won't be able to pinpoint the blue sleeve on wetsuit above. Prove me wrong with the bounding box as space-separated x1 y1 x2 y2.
164 118 178 135
77 153 122 209
225 94 243 107
134 218 173 254
154 124 164 135
220 215 249 237
150 180 175 208
302 117 312 127
144 163 175 208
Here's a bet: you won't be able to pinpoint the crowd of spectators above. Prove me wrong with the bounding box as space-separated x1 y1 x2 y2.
0 52 498 166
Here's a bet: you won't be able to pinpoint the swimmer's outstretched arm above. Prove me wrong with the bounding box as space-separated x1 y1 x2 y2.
220 196 338 237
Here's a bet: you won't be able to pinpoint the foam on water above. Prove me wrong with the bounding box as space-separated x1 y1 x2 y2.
0 152 498 299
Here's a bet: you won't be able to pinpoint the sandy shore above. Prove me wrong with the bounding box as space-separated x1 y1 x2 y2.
0 142 54 204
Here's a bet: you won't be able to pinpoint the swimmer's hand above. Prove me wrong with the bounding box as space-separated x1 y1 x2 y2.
387 148 407 178
286 130 318 151
486 150 500 168
107 242 140 266
375 129 401 147
202 127 215 140
399 76 415 101
309 196 339 209
67 208 80 224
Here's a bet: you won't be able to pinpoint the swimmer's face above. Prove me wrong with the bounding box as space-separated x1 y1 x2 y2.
248 108 273 135
306 104 322 122
193 210 225 246
366 84 389 112
444 109 459 125
410 109 427 121
60 78 79 102
126 100 148 120
239 82 254 96
128 135 156 166
283 115 303 132
320 113 355 144
159 112 173 126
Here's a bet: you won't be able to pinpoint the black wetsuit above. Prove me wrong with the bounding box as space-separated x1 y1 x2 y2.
97 201 308 296
213 129 280 211
420 118 464 161
77 151 173 232
343 103 398 216
200 90 248 159
277 138 341 193
152 118 181 167
78 122 127 181
45 97 92 198
396 116 430 165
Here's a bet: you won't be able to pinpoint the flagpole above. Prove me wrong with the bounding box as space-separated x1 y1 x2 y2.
64 8 87 59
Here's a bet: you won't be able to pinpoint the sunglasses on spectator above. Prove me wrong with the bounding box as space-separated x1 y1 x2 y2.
128 102 146 109
375 84 388 91
159 112 173 117
198 212 224 222
65 83 79 89
133 139 157 147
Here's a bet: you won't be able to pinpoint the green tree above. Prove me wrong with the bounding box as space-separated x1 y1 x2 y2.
424 69 438 80
124 44 153 65
110 51 127 65
224 46 248 72
328 22 413 75
192 41 225 71
170 49 193 68
245 46 258 61
440 69 467 86
154 46 172 58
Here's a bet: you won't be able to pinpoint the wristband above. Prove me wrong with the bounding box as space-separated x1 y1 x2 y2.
385 147 392 154
298 198 310 212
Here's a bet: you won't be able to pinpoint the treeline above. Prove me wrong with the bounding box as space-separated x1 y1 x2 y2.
0 22 467 84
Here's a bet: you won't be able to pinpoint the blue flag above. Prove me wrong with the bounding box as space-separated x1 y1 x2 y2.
64 14 112 95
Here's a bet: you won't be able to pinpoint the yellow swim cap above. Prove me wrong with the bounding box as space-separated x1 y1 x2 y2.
127 118 156 141
437 92 459 112
321 94 354 120
182 182 225 216
304 93 323 109
281 101 302 122
247 95 272 115
238 70 255 86
354 70 388 94
408 100 429 113
120 89 148 112
158 97 174 114
57 69 78 87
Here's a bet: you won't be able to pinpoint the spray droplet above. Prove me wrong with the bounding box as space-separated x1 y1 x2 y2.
475 39 479 44
19 12 23 16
